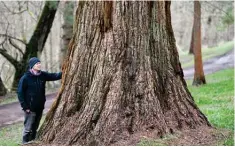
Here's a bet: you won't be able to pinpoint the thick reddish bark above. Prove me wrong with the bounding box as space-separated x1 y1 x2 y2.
37 1 210 145
192 1 206 86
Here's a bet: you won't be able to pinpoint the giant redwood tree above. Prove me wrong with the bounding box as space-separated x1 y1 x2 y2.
37 1 211 145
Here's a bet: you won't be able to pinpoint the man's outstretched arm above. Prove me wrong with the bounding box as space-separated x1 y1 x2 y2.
43 71 62 81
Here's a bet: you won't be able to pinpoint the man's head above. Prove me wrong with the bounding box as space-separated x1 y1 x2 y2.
29 57 41 71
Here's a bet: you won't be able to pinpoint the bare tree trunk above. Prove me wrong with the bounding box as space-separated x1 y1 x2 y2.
49 30 55 88
0 77 7 96
10 1 59 91
192 1 206 86
38 1 210 145
43 39 50 90
189 25 194 54
60 1 74 67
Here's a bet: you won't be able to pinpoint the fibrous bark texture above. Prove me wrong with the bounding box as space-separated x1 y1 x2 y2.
38 1 210 145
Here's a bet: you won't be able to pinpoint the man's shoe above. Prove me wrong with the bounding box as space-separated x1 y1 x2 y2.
21 140 33 145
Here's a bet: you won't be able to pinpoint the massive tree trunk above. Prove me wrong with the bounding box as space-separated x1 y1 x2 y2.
38 1 210 145
192 1 206 86
0 77 7 96
11 1 59 91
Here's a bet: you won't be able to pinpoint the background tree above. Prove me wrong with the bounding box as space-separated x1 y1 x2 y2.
189 24 194 54
0 1 59 91
0 77 7 96
189 1 234 55
37 1 210 145
191 1 206 86
60 1 74 66
171 1 234 51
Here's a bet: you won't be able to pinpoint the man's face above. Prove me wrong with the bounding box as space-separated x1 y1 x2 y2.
33 62 41 71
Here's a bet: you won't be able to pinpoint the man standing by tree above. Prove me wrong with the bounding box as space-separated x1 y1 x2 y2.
17 57 62 144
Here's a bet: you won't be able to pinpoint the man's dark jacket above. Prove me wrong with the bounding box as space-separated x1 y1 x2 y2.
17 71 62 112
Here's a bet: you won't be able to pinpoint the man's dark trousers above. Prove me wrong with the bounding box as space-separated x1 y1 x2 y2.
22 110 43 143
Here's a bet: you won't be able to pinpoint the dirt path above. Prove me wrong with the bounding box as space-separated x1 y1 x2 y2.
0 49 233 128
0 93 57 128
183 49 234 79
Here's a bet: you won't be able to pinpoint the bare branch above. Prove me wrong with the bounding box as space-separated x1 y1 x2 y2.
28 1 44 19
0 23 8 45
0 47 19 67
26 9 37 22
8 38 24 55
26 1 45 22
2 12 10 28
0 36 7 46
1 1 28 15
203 1 233 20
0 34 26 45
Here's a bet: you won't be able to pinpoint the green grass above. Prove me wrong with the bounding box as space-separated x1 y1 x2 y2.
0 97 18 106
137 139 167 146
137 133 179 146
188 69 234 136
0 116 45 146
0 123 22 146
0 93 18 106
188 69 234 146
179 41 234 68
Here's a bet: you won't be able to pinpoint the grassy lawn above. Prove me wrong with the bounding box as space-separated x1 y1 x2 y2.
0 93 18 106
187 69 234 145
0 69 234 145
0 97 18 106
0 123 22 146
0 116 45 146
179 41 234 68
187 69 234 131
